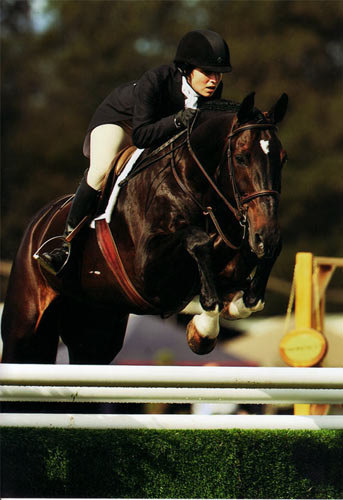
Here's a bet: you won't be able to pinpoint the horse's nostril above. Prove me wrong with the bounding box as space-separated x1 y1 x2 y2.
255 233 264 250
253 233 265 257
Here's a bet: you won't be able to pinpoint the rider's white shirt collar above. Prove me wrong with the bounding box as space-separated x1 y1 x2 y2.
182 76 199 109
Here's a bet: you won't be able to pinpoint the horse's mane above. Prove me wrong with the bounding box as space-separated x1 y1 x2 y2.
199 98 266 123
199 99 241 114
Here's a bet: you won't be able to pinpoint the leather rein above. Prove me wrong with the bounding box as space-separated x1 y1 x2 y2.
171 121 280 250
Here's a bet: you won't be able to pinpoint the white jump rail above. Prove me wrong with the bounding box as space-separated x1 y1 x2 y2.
1 385 343 404
2 413 343 430
1 364 343 388
1 365 343 404
1 365 342 429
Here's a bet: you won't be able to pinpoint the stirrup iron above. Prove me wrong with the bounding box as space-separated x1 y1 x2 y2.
33 236 71 276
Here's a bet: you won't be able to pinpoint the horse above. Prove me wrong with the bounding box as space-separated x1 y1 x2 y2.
1 92 288 365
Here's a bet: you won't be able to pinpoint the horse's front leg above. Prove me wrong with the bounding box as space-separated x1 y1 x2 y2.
221 242 281 320
221 288 265 320
244 240 282 308
140 226 221 354
182 297 220 355
182 228 221 354
183 227 221 311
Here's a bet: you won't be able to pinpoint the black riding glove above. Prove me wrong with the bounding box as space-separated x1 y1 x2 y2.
174 108 197 129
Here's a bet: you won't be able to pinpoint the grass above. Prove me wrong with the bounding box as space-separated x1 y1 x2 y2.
1 428 343 498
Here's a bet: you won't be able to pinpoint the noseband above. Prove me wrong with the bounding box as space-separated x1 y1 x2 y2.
179 121 280 250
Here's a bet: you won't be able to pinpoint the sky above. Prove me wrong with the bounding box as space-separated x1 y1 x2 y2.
30 0 54 32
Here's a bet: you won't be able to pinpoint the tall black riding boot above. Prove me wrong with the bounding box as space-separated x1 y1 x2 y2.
38 176 100 275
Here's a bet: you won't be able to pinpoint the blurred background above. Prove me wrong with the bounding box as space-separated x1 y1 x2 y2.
1 0 342 319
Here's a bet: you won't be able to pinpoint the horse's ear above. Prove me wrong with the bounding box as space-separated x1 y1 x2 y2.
237 92 255 123
267 93 288 124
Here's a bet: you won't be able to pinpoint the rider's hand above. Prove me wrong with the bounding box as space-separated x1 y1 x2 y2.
174 108 197 129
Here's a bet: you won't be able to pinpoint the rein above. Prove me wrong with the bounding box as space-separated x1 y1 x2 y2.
118 130 187 187
170 145 242 250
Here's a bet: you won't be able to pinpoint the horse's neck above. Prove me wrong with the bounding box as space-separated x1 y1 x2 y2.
187 113 234 178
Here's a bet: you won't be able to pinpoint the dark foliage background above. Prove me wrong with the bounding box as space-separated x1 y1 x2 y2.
1 0 342 312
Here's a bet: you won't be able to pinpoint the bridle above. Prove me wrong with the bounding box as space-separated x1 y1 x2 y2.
226 122 280 218
171 121 280 250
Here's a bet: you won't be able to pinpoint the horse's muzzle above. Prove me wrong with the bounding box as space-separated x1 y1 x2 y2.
250 225 281 259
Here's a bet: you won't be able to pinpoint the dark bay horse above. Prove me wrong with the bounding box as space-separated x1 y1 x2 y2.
1 92 288 364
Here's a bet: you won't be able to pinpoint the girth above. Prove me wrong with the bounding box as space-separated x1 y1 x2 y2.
95 218 155 312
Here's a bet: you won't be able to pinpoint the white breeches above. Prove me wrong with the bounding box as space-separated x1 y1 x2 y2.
87 124 132 190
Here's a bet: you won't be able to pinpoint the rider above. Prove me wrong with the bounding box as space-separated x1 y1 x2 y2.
38 29 232 275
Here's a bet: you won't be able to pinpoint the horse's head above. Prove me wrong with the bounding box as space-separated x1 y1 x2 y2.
227 92 288 258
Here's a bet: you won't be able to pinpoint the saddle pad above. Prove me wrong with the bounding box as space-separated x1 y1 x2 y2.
92 147 144 226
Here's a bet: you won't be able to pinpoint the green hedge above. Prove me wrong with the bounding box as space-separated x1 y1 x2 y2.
1 428 343 498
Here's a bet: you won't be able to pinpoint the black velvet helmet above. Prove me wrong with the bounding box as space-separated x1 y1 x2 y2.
174 29 232 73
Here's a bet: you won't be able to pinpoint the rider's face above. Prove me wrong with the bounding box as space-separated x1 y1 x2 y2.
188 68 222 97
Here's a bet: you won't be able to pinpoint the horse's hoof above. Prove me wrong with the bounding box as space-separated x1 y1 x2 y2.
186 319 217 355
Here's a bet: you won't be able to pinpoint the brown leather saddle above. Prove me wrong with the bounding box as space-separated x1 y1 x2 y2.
98 145 137 211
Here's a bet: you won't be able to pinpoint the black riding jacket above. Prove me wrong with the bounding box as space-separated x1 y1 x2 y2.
83 63 223 157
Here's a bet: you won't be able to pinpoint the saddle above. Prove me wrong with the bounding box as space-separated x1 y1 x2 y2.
99 145 137 210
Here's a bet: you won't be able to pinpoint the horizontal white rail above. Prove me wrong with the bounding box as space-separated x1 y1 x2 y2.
1 386 342 404
2 413 342 430
1 364 343 388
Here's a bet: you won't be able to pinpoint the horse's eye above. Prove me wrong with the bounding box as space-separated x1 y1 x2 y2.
235 155 246 166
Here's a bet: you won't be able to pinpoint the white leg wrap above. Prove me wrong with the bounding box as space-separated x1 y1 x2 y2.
227 291 264 320
193 305 220 339
180 296 203 315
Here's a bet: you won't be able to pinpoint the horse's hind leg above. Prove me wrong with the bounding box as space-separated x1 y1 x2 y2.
1 260 59 363
60 300 128 364
1 297 61 364
1 287 61 412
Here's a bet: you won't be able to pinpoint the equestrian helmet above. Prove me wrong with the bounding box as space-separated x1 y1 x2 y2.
174 29 232 73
